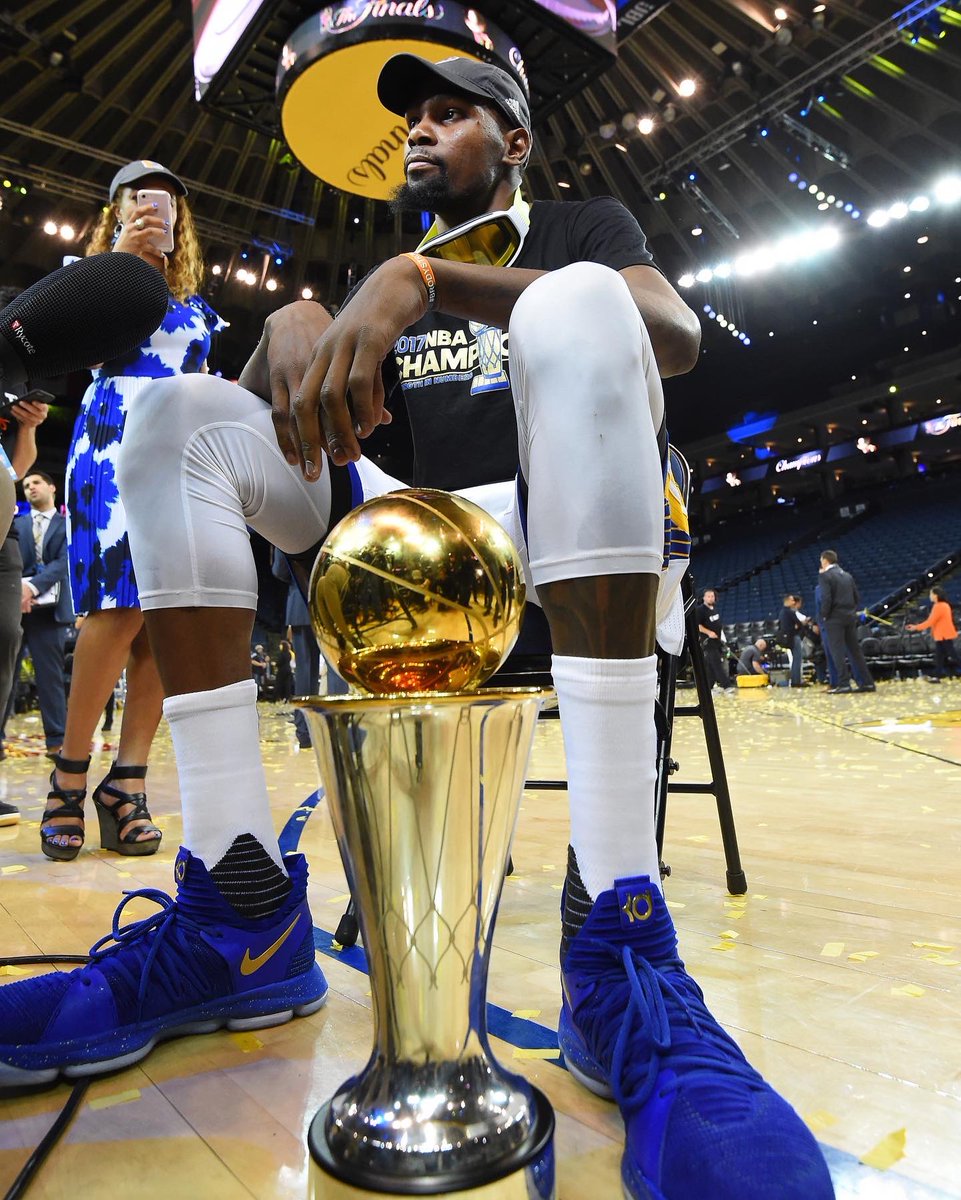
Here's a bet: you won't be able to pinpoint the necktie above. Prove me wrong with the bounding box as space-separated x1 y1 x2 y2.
32 512 45 562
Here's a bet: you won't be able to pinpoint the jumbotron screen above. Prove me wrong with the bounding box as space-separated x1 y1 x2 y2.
192 0 270 100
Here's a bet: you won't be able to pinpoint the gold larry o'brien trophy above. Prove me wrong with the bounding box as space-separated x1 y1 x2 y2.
300 488 555 1199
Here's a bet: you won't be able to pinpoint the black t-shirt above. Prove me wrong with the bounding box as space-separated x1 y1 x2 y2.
379 197 656 490
695 603 722 639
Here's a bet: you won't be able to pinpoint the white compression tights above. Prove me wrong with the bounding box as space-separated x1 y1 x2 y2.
118 262 665 606
118 262 668 896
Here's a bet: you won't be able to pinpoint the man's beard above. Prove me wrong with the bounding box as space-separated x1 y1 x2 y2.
388 172 453 216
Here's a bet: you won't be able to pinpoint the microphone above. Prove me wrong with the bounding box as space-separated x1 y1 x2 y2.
0 253 170 388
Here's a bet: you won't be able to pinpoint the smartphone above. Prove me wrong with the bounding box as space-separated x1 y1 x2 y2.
136 188 175 254
0 389 55 420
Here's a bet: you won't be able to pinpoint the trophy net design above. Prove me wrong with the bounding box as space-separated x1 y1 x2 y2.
301 489 555 1198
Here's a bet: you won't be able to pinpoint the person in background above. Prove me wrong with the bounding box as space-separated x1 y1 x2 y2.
908 586 959 682
3 472 73 756
777 593 808 688
273 639 294 702
737 637 768 677
41 159 225 861
818 550 875 696
272 548 321 745
0 377 50 823
695 587 733 690
250 644 269 697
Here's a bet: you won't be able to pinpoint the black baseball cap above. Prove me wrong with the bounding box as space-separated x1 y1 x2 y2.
108 160 188 201
378 54 531 134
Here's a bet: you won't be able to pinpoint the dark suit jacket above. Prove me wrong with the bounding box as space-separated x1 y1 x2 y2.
819 564 859 622
15 509 74 625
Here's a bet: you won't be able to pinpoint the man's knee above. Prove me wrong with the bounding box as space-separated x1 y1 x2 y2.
509 261 644 370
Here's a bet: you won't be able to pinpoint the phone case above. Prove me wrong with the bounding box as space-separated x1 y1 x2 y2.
136 189 175 254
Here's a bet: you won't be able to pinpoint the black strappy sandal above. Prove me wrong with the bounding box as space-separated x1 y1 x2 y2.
41 754 91 862
92 763 162 856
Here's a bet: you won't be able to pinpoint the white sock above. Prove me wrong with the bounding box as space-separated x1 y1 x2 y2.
551 654 660 900
163 678 286 874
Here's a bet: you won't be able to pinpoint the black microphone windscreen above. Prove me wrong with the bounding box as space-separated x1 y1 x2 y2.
0 253 170 388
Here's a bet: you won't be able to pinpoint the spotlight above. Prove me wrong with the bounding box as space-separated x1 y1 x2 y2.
211 264 223 276
677 78 696 98
638 116 655 135
265 278 278 292
43 220 58 235
774 6 788 20
934 175 961 205
301 286 314 300
691 226 703 237
59 224 75 241
274 255 284 265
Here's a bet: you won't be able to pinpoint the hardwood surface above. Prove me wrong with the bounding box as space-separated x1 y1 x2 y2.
1 677 959 1198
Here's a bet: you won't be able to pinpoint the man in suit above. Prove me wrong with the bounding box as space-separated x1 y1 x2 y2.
6 472 73 753
818 549 875 695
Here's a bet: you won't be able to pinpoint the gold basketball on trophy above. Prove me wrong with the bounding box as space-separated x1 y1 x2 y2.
309 488 526 694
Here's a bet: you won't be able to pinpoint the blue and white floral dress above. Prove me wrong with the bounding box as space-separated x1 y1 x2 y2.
65 292 226 614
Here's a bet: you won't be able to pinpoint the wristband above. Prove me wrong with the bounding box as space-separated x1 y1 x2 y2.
401 252 437 311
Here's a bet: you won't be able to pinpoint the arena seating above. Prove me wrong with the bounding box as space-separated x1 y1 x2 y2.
692 474 961 626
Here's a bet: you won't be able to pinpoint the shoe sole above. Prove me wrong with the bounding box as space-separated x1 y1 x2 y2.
0 975 328 1089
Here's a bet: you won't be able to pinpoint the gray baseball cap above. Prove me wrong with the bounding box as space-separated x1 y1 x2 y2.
378 54 531 134
108 159 188 200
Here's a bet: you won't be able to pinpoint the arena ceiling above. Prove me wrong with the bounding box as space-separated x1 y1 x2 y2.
1 0 960 448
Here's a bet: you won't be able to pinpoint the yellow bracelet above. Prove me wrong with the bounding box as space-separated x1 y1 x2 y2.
401 252 437 311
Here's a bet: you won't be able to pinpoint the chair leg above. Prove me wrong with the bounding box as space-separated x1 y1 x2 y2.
684 601 748 895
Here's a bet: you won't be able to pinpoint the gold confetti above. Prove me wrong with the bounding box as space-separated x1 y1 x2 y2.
0 864 27 875
922 955 960 966
847 951 879 962
541 864 556 872
685 835 709 843
860 1128 906 1171
325 893 351 904
512 1048 560 1061
711 942 736 952
89 1088 141 1111
230 1032 263 1053
751 894 768 900
728 910 747 920
668 901 685 909
550 883 563 890
719 930 739 940
0 965 32 976
806 1110 838 1133
890 983 925 998
820 942 844 958
920 806 935 813
511 1009 541 1020
912 941 954 951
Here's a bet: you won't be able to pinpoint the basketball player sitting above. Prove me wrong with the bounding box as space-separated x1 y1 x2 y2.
0 55 832 1199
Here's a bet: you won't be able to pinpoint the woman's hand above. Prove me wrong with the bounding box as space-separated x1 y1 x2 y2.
112 202 168 270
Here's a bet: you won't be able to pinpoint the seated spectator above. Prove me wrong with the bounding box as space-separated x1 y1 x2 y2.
737 638 768 677
907 586 959 682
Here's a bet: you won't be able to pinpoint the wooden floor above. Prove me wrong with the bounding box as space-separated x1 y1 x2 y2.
1 678 960 1198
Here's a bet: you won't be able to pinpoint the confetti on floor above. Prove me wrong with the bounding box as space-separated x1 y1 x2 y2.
859 1128 907 1171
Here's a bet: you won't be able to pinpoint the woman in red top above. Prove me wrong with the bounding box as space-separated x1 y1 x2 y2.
907 586 960 681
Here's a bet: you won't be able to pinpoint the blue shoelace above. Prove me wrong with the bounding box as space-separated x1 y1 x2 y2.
576 941 766 1112
85 888 222 1021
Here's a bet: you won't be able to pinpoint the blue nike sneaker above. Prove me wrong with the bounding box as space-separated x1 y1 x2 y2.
559 873 834 1200
0 847 328 1088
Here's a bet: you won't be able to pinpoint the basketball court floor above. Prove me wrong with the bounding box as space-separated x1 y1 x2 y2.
1 678 959 1198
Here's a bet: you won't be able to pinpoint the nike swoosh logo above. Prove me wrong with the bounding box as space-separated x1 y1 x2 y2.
239 913 302 976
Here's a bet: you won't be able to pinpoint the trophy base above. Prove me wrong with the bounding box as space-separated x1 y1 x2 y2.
307 1086 555 1198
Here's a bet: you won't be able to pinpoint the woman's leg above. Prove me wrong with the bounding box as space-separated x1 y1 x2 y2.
46 607 142 848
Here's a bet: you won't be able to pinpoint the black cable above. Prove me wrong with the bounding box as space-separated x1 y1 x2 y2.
0 955 89 966
3 1079 91 1200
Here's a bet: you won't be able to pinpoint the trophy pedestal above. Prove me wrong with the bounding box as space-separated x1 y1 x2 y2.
300 689 554 1200
307 1087 555 1197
